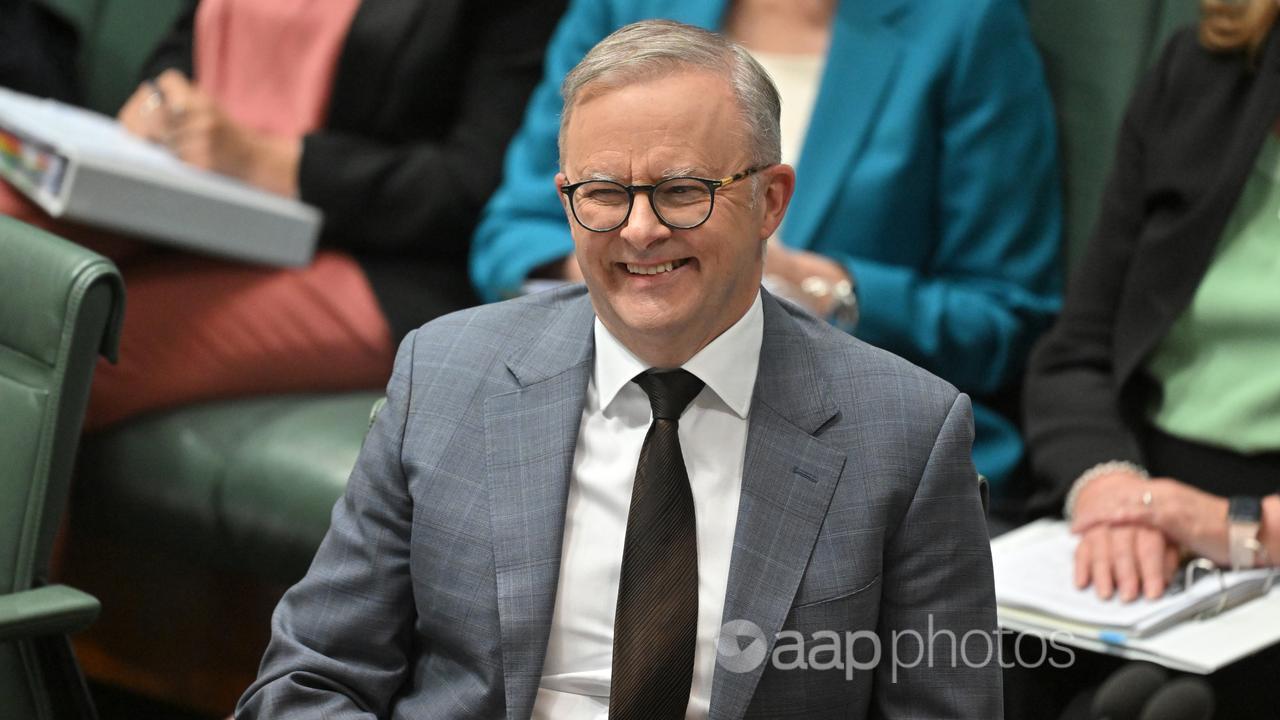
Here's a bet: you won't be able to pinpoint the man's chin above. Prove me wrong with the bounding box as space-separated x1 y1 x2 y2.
602 297 694 338
614 307 688 335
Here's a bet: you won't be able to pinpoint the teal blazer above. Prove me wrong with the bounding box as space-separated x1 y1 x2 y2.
469 0 1063 487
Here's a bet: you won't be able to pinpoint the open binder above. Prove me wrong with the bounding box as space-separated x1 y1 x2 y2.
0 87 319 267
992 519 1280 674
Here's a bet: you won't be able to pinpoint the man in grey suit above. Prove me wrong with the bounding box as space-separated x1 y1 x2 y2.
238 19 1000 720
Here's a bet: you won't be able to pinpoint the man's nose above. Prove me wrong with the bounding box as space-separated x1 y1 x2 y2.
619 193 671 249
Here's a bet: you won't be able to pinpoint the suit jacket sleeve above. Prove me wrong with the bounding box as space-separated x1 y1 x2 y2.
469 0 614 301
1021 32 1182 511
873 393 1003 718
833 0 1063 396
301 0 566 258
237 331 420 717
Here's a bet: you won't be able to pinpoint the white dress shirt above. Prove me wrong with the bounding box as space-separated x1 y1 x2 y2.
531 292 764 720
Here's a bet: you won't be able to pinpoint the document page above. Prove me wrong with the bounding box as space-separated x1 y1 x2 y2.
993 520 1271 635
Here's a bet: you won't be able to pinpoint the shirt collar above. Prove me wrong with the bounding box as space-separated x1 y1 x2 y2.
592 291 763 419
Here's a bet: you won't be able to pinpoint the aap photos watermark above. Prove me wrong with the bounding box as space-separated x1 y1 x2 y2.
717 617 1076 683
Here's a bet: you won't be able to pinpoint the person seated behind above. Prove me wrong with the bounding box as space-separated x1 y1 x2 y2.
238 20 1000 718
1024 0 1280 602
0 0 566 430
469 0 1063 496
1022 1 1280 715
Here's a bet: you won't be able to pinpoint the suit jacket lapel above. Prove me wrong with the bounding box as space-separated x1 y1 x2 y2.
709 294 846 720
783 0 908 251
484 294 595 720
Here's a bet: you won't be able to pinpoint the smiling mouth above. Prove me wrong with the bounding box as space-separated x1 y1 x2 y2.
624 258 691 275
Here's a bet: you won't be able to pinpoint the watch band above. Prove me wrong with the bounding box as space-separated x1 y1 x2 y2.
1228 495 1263 570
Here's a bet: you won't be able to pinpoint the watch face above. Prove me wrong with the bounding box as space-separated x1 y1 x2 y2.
1229 496 1263 523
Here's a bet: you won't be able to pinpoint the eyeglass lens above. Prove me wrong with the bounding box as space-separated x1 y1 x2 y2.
571 178 713 231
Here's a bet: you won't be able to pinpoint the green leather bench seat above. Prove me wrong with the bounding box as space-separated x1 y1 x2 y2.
76 392 381 581
0 217 123 720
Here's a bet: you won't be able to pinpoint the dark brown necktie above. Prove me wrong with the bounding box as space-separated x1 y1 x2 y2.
609 369 705 719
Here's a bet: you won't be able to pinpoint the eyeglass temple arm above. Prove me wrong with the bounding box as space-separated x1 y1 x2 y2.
716 164 770 188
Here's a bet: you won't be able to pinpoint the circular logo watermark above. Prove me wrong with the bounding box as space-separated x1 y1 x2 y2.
717 619 768 673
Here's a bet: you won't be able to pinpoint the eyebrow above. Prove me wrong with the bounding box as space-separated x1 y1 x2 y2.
660 166 702 179
574 166 708 183
578 168 620 182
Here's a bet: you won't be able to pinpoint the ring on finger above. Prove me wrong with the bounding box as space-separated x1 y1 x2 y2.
143 90 163 114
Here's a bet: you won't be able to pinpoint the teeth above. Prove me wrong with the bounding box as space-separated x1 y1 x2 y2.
626 260 680 275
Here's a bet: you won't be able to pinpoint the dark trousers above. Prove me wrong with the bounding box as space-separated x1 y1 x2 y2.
1003 639 1280 720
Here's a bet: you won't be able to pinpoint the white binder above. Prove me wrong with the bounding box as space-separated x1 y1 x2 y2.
0 87 320 267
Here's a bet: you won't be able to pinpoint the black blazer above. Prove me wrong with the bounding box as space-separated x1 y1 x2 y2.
143 0 566 337
1022 23 1280 512
0 0 78 102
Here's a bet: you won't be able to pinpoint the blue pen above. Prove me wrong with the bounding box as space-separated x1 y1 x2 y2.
1098 630 1128 645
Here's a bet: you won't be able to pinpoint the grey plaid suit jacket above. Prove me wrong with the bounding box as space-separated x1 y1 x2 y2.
238 286 1001 719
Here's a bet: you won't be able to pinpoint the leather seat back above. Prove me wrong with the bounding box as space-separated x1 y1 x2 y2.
0 217 123 719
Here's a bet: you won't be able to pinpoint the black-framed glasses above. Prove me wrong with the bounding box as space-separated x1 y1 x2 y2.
560 164 770 233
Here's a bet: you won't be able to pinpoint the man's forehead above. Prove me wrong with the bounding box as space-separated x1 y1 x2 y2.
577 164 709 181
562 72 745 179
567 72 737 132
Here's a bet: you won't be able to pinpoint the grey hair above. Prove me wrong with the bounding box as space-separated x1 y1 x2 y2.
558 19 782 170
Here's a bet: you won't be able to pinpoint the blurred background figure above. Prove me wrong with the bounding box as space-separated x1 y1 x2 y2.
470 0 1063 499
1021 0 1280 716
0 0 567 430
0 0 79 102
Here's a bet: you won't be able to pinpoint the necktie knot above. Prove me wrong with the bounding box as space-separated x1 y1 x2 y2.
634 370 705 421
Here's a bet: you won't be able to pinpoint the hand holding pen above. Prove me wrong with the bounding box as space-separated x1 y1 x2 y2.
117 69 301 197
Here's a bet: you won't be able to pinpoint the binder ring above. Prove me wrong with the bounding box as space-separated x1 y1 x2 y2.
1184 558 1229 618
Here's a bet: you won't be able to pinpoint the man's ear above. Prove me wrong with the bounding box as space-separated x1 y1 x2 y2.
554 172 572 215
758 164 796 240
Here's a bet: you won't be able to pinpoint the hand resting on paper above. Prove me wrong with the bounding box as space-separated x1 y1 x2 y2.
1074 479 1280 579
1068 468 1181 602
118 69 301 197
